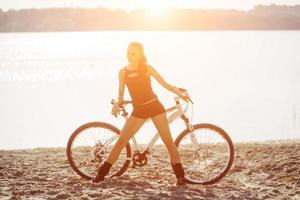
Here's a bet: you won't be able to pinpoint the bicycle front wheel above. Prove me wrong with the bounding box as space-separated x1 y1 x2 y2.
66 122 131 180
175 123 234 185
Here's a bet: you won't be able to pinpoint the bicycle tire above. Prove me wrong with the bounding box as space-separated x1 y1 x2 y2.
175 123 234 185
66 121 131 180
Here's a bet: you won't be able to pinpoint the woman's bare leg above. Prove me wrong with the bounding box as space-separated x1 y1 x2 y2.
106 115 146 165
151 112 181 165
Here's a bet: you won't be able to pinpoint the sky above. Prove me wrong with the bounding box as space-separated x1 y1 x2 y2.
0 0 300 11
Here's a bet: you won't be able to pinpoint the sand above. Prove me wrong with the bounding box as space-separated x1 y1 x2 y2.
0 140 300 200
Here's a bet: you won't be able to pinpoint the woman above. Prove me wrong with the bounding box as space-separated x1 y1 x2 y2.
92 42 190 185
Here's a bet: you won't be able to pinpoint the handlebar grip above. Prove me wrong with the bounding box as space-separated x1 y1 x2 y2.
110 99 132 106
111 99 116 105
174 85 187 93
178 88 187 92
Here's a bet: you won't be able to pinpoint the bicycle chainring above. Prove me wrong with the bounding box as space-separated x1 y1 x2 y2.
91 142 105 162
132 152 147 167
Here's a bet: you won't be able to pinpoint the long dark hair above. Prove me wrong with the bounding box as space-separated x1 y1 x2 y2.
129 42 148 74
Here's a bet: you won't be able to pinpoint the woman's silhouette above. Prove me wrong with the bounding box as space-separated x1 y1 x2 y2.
92 42 190 185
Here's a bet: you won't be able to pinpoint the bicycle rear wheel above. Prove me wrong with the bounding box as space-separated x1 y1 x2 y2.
175 123 234 185
66 122 131 180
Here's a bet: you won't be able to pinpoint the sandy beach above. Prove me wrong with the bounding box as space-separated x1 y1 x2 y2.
0 140 299 200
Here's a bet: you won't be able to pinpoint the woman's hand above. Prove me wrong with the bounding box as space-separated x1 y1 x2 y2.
173 86 190 102
179 92 190 102
111 102 119 117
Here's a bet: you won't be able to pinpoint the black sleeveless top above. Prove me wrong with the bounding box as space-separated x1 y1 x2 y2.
124 67 158 106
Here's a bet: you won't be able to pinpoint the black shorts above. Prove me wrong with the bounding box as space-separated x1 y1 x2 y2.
131 99 166 119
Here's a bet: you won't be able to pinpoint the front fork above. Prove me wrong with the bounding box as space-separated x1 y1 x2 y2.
180 111 200 150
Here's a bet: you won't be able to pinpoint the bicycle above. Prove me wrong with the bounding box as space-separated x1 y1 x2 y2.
66 88 234 185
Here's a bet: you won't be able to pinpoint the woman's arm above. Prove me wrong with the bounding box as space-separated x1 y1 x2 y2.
111 68 126 117
147 65 184 98
117 68 125 104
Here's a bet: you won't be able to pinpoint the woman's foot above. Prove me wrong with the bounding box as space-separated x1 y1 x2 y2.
171 163 187 185
92 172 106 183
176 177 187 186
92 161 112 183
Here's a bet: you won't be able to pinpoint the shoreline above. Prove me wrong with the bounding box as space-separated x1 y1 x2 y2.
1 138 300 151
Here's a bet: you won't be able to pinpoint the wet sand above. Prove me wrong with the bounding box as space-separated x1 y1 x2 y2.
0 140 300 199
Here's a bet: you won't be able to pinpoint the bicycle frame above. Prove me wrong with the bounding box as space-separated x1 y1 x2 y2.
122 96 199 154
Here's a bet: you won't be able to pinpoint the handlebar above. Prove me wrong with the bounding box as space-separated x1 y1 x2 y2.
110 99 132 107
111 86 193 108
110 87 193 118
174 86 194 104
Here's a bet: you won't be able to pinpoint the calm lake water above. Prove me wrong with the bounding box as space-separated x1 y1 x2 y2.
0 31 300 149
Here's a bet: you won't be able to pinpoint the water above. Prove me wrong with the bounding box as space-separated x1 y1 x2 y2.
0 31 300 149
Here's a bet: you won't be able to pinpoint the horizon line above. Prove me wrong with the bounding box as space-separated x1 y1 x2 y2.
1 3 300 12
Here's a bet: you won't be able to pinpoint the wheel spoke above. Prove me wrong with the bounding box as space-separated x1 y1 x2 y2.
177 124 234 184
67 122 131 180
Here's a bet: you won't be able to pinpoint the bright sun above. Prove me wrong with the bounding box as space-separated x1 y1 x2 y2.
150 6 164 16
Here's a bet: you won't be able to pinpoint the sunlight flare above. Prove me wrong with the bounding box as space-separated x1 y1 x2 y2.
150 6 165 17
